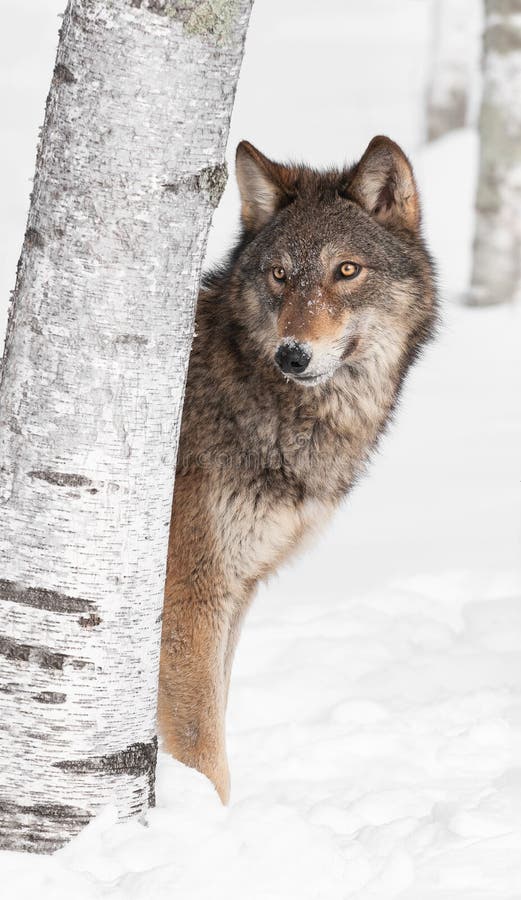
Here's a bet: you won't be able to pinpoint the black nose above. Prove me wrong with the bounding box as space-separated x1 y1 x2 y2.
275 342 311 375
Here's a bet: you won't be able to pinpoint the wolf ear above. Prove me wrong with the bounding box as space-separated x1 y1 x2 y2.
347 136 420 232
236 141 294 232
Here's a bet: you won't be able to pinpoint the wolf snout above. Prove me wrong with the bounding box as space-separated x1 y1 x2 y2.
275 342 311 375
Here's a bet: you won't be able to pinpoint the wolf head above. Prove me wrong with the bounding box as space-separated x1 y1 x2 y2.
225 137 436 389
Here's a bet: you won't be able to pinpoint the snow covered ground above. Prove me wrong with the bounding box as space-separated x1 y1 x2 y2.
1 2 521 898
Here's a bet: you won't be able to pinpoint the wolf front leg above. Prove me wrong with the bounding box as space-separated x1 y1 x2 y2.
158 582 233 803
159 469 256 801
158 471 234 799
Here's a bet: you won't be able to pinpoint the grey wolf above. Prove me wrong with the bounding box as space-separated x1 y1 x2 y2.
159 136 437 802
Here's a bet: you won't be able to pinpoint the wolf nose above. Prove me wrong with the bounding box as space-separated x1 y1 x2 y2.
275 343 311 375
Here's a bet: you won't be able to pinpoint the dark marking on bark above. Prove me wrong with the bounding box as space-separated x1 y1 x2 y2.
0 636 66 670
78 613 101 629
70 658 93 670
28 469 95 489
0 684 65 703
488 0 521 11
427 87 468 142
198 163 228 206
0 578 96 614
0 635 91 671
32 691 67 704
29 316 43 335
53 62 76 85
133 0 173 15
33 647 66 670
0 636 30 663
114 334 149 346
0 799 92 853
25 227 44 250
55 736 158 806
163 162 228 208
485 21 521 56
4 418 22 436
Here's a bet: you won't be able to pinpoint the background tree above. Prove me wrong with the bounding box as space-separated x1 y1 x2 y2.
425 0 482 141
0 0 252 853
469 0 521 305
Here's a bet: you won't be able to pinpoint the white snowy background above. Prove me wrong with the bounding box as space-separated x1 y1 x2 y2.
1 1 521 898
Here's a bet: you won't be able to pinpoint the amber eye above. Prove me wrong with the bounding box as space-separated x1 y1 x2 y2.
272 265 286 282
338 261 361 280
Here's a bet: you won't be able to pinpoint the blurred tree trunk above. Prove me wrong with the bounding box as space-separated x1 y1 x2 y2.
425 0 482 141
469 0 521 305
0 0 252 853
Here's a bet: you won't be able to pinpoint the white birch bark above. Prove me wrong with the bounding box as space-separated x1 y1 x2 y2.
469 0 521 305
425 0 483 141
0 0 252 853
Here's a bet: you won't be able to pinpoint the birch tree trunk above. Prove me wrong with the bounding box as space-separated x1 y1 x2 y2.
469 0 521 305
425 0 482 141
0 0 252 853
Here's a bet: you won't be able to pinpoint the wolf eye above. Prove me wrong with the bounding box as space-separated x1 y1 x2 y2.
272 266 286 282
338 261 361 280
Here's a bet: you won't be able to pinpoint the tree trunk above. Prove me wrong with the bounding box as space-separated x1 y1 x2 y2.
0 0 252 853
469 0 521 305
425 0 482 142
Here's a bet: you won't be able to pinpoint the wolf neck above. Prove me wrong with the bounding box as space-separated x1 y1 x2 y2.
269 354 400 495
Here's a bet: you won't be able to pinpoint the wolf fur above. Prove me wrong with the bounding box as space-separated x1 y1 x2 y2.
158 136 437 802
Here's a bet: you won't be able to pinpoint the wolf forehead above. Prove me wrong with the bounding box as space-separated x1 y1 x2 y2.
253 199 420 277
234 137 431 282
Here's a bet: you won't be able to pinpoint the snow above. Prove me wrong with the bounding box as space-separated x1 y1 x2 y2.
1 1 520 898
